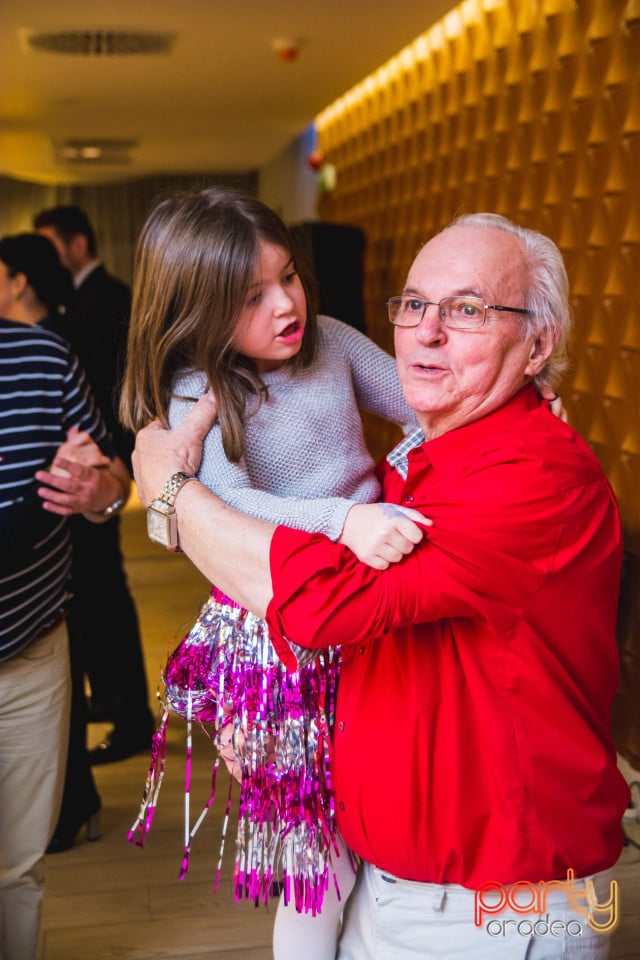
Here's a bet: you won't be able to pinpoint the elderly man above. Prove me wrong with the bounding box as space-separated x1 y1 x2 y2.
126 214 628 959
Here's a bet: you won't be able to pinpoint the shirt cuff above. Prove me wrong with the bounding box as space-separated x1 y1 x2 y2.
266 525 336 670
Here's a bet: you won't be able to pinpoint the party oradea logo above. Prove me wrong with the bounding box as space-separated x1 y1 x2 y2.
474 869 618 939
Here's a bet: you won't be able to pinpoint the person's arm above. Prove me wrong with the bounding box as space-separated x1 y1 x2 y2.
133 394 275 615
167 327 416 542
264 431 619 667
34 350 130 522
330 317 416 427
338 501 428 569
35 453 130 523
176 480 274 615
171 389 357 539
169 381 429 568
132 395 432 606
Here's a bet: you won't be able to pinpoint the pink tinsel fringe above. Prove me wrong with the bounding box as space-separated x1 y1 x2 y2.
129 591 340 914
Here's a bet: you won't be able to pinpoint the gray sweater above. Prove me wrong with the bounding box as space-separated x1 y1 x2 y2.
169 315 416 541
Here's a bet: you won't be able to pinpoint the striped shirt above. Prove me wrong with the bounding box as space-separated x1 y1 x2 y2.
0 319 113 661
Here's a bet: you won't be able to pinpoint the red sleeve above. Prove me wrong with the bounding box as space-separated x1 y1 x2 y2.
266 515 546 658
266 445 620 659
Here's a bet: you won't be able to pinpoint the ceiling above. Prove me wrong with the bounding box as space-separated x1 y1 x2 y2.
1 0 454 186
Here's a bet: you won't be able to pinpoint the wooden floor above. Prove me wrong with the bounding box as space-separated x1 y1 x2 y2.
38 503 640 959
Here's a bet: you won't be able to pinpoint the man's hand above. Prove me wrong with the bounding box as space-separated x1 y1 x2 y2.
35 457 123 519
51 426 111 473
339 502 431 570
132 393 218 506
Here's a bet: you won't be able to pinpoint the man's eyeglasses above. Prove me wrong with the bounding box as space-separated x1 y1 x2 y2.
386 295 531 331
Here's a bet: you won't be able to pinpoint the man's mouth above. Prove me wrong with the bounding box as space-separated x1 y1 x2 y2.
414 362 445 372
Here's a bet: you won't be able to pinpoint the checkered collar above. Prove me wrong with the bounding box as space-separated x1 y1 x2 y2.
386 426 425 480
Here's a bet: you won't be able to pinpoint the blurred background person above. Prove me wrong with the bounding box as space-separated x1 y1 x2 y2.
0 232 130 960
34 204 154 775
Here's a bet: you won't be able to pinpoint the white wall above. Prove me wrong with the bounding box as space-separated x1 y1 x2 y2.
258 124 319 226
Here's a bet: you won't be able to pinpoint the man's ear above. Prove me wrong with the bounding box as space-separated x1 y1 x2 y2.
11 271 28 299
525 332 555 378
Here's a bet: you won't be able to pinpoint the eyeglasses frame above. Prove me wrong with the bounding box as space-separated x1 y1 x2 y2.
386 294 531 330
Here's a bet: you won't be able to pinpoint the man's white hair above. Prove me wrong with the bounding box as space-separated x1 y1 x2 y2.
448 212 571 390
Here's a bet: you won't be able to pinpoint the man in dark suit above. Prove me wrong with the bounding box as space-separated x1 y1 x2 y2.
34 206 153 790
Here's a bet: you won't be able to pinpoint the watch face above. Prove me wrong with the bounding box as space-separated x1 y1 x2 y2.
147 504 173 547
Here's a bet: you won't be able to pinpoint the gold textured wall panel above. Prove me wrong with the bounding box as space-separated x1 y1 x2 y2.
316 0 640 763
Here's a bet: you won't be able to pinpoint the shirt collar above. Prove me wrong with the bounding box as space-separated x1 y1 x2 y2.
386 384 541 479
386 427 425 479
73 260 101 289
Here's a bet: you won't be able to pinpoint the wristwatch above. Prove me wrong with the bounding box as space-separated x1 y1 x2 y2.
147 472 197 551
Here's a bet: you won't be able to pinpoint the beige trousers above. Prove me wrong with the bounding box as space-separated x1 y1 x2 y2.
0 622 70 960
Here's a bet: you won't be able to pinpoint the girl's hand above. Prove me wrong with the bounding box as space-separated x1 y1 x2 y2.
541 391 568 423
217 707 276 783
218 725 244 783
339 502 431 570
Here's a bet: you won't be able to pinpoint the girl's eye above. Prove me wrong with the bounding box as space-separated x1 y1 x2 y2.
247 291 262 307
283 270 298 285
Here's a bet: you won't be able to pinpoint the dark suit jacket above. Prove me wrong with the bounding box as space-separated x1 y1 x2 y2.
45 264 134 470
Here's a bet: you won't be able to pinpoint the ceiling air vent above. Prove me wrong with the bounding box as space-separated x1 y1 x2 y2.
21 29 176 56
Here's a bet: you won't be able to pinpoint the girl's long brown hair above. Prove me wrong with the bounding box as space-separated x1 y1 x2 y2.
120 186 317 462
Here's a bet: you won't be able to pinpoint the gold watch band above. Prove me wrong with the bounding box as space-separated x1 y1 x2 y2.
156 471 197 507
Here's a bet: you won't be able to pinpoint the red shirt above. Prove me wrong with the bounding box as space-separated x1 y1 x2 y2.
266 385 628 887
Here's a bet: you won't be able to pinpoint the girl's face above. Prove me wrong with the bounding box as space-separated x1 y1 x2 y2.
233 241 307 372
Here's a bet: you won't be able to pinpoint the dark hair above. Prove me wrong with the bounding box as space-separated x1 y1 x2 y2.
0 233 74 314
120 186 318 462
33 204 97 256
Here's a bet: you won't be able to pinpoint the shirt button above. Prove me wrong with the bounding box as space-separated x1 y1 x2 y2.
338 721 345 732
338 801 345 810
359 646 366 655
404 495 414 504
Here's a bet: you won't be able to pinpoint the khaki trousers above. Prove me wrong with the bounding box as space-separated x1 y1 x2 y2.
0 622 70 960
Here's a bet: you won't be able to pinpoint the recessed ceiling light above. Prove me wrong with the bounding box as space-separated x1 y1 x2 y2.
53 138 138 165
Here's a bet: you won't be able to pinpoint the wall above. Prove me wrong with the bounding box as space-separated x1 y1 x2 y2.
259 124 320 225
314 0 640 763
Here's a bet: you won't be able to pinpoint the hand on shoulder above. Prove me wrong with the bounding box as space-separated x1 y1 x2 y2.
132 392 218 505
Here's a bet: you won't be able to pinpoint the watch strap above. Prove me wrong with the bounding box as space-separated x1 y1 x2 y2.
154 471 197 508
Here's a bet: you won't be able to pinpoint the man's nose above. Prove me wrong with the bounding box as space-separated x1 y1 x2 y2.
415 303 447 343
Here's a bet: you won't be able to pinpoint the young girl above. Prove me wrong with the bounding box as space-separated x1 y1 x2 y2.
120 186 427 959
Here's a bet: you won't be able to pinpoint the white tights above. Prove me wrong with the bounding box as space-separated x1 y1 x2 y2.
272 832 357 960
